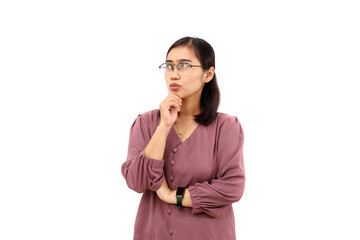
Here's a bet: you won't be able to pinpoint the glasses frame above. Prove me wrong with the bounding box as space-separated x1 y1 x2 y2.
158 62 204 75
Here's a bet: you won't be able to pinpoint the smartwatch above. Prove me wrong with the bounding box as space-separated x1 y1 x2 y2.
176 187 185 208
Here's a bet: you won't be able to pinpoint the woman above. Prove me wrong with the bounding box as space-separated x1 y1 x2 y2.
121 36 245 240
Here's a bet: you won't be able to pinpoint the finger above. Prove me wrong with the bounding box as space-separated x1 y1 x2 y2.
169 105 180 111
174 95 182 103
169 95 182 106
169 101 179 109
169 100 180 110
169 93 182 102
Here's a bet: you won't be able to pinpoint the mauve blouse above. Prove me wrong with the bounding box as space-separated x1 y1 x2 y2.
121 109 245 240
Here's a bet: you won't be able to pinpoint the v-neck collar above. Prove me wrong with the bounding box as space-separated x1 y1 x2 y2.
171 123 201 144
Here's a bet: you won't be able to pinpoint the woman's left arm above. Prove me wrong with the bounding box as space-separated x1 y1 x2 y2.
156 177 193 207
157 116 245 217
165 188 193 207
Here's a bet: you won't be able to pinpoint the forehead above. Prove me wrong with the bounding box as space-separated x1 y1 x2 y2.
166 46 198 62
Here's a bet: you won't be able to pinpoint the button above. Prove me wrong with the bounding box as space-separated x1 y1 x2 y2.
169 229 174 235
167 209 172 215
170 160 175 165
170 176 174 181
173 148 178 153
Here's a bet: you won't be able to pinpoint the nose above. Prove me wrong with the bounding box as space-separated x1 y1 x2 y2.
169 66 180 79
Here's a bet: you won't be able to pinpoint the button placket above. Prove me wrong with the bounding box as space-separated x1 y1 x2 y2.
167 146 178 238
170 146 178 183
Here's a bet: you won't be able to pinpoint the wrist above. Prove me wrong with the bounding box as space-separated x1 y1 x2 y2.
157 187 169 202
157 123 172 135
166 190 177 204
158 119 174 129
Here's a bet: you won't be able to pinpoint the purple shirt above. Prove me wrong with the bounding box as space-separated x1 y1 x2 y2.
121 109 245 240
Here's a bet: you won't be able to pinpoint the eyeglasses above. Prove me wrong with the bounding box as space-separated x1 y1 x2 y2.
159 62 204 76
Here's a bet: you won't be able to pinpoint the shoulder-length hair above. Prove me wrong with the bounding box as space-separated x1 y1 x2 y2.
165 36 220 126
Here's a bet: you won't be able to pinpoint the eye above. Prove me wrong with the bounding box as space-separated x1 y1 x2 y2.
180 63 191 69
166 64 173 70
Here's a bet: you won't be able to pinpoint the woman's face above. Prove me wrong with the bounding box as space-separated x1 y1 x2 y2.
165 46 212 99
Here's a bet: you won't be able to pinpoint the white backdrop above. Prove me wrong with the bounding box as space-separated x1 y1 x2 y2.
1 0 359 239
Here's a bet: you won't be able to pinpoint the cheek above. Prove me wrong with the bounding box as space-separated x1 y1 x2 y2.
191 77 205 88
184 78 199 88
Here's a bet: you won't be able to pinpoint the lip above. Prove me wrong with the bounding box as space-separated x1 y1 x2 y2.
169 83 181 91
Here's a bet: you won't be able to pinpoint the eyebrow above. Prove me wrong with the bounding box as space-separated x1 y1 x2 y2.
166 59 193 63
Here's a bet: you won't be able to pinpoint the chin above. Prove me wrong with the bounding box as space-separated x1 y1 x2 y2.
169 91 181 97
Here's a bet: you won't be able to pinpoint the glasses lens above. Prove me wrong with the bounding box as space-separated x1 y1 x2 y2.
178 63 191 74
159 63 171 75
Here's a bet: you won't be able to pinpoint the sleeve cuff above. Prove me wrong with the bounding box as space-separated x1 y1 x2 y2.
188 185 203 215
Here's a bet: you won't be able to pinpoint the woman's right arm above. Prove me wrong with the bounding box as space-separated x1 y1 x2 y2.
121 94 182 193
144 122 171 161
121 115 171 193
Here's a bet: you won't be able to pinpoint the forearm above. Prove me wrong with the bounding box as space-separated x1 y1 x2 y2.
166 189 193 208
144 123 171 160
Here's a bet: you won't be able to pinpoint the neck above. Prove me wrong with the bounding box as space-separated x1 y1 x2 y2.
174 86 203 121
177 99 201 121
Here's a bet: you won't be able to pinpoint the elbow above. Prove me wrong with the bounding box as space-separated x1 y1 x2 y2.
126 181 145 194
121 163 146 194
238 177 246 201
232 176 246 202
234 189 244 202
123 171 146 193
123 175 146 194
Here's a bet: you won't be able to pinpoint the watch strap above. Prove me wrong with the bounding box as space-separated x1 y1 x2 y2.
176 187 185 208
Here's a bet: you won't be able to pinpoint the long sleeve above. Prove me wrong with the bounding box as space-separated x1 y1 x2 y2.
188 116 245 218
121 114 165 193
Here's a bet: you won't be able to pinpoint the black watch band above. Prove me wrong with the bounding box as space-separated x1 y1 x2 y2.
176 187 185 208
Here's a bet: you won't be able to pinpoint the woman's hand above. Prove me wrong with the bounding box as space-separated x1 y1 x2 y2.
156 177 176 204
159 94 182 128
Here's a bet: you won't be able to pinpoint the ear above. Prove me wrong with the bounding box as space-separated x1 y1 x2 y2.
203 67 215 83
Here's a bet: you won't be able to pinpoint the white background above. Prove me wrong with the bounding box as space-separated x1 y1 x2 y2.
1 0 359 239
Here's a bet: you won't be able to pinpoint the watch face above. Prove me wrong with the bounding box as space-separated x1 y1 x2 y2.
176 187 185 197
